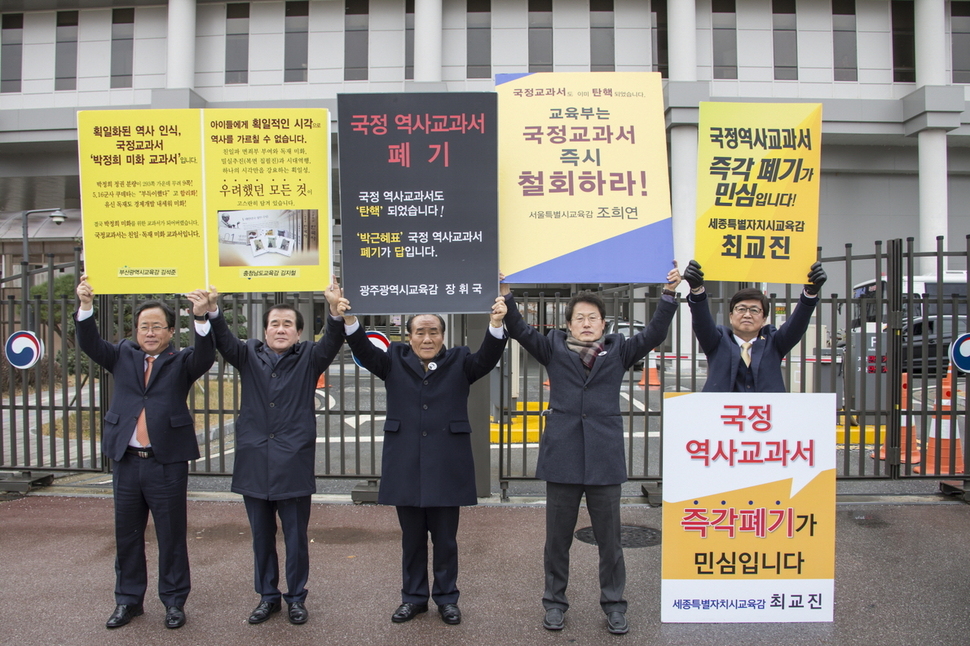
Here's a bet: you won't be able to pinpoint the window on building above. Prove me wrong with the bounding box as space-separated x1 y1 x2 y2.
111 8 135 89
467 0 491 78
832 0 857 81
55 11 79 91
1 13 23 93
891 0 915 82
225 3 250 84
652 0 668 78
952 1 970 83
345 0 368 80
528 0 552 73
590 0 614 72
712 0 738 79
772 0 797 80
285 1 309 82
405 0 414 80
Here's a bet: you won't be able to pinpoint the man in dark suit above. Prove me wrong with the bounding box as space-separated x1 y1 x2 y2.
74 275 215 630
339 295 508 626
501 266 682 635
204 283 345 626
683 260 827 392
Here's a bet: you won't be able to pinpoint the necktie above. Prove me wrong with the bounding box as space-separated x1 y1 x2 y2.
741 342 752 367
135 356 155 446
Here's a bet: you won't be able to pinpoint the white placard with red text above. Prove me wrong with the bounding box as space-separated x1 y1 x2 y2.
661 392 835 623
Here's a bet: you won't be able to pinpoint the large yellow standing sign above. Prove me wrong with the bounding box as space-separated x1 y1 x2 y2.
77 109 330 294
694 103 822 284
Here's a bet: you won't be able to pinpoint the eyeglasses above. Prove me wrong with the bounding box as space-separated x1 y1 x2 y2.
571 314 602 323
732 306 763 316
137 325 169 333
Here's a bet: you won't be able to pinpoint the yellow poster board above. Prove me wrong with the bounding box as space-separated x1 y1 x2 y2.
694 103 822 284
77 109 330 294
497 72 673 283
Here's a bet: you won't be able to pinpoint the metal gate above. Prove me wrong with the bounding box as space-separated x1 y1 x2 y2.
1 238 967 489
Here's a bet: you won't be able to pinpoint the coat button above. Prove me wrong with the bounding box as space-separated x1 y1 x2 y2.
424 380 429 385
272 373 277 378
582 414 587 419
269 433 275 439
422 404 428 410
269 402 275 407
422 431 428 436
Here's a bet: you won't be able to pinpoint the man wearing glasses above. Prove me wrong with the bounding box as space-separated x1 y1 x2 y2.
501 266 682 635
682 260 826 392
75 276 215 630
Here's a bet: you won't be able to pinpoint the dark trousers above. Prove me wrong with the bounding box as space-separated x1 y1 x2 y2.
112 453 190 607
543 482 627 614
243 495 312 604
396 506 461 606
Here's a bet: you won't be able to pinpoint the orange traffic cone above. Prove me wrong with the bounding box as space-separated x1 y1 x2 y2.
914 366 962 475
316 373 328 389
638 351 661 390
870 372 920 463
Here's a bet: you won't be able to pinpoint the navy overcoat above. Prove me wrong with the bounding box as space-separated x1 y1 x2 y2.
212 312 344 500
503 293 677 486
346 324 506 507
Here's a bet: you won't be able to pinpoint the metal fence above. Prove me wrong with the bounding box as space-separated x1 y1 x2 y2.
1 238 968 489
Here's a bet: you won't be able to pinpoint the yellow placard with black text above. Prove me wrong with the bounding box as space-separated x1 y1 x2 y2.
77 109 331 294
694 103 822 284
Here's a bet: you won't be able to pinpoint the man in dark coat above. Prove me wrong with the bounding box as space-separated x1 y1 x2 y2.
205 282 345 625
75 275 215 630
501 266 681 635
683 260 826 392
340 296 508 626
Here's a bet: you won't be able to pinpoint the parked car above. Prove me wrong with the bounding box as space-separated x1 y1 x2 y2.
901 315 968 377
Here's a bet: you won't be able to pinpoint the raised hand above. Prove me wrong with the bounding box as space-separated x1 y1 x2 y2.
684 260 704 292
490 295 508 327
804 262 826 296
186 289 210 317
76 275 94 309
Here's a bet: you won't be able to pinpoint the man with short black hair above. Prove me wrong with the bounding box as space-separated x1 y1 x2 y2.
501 266 682 635
75 275 215 630
683 260 826 392
205 282 346 626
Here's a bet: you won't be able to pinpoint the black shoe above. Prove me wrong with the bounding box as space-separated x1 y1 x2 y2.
248 600 282 624
288 601 309 625
438 603 461 625
391 602 428 623
543 607 565 630
606 611 628 635
105 603 143 629
164 606 186 629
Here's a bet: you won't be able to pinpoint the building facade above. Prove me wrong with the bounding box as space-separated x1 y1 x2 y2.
0 0 968 281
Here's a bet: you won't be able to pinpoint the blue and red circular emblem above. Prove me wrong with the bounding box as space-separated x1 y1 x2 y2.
5 330 44 369
352 331 390 369
950 333 970 374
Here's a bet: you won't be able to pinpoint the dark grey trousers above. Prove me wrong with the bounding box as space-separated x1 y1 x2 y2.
542 481 627 614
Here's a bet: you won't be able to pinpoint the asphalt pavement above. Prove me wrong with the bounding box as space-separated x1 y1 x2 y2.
3 474 970 646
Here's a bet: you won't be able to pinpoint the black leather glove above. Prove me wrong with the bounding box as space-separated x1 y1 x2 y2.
684 260 704 291
804 261 826 296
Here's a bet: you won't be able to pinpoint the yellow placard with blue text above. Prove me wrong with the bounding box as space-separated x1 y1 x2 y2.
694 103 822 284
661 392 835 623
77 109 331 294
497 72 673 283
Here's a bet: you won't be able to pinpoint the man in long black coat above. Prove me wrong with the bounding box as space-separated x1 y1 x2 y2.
75 276 215 630
205 283 345 626
501 266 681 635
340 296 508 626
